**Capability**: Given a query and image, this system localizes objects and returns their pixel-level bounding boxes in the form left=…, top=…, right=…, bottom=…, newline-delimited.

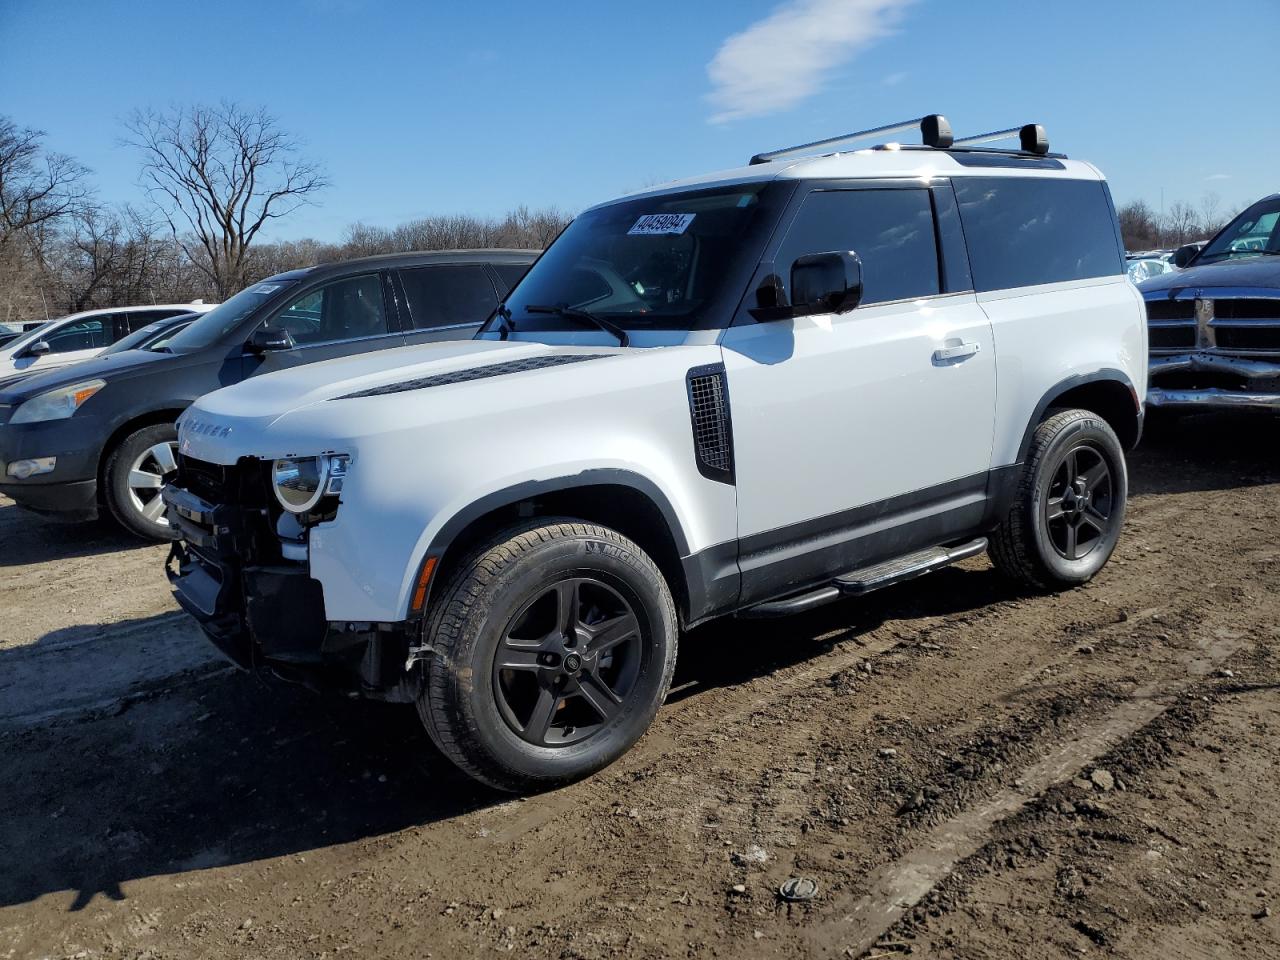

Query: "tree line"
left=1116, top=194, right=1233, bottom=253
left=0, top=105, right=569, bottom=323
left=0, top=103, right=1249, bottom=323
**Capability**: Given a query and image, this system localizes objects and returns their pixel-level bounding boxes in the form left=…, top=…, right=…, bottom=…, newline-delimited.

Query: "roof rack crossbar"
left=953, top=123, right=1050, bottom=156
left=749, top=114, right=953, bottom=166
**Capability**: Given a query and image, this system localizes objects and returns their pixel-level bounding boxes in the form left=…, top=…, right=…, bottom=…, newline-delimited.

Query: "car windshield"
left=494, top=181, right=790, bottom=333
left=165, top=279, right=300, bottom=352
left=1198, top=198, right=1280, bottom=262
left=102, top=317, right=193, bottom=355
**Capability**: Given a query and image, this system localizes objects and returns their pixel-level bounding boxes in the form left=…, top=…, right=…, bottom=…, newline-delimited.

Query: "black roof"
left=273, top=248, right=539, bottom=282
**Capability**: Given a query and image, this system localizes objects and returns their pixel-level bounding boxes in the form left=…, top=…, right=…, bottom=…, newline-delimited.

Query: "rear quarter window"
left=953, top=177, right=1123, bottom=292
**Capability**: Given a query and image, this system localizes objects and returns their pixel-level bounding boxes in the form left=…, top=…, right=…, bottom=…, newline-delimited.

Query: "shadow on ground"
left=0, top=499, right=148, bottom=566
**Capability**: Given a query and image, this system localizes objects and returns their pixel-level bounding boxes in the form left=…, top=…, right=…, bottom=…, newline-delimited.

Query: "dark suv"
left=0, top=250, right=535, bottom=539
left=1140, top=193, right=1280, bottom=410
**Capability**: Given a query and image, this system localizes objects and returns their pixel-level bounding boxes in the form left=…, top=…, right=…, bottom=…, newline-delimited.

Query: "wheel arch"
left=1017, top=370, right=1142, bottom=465
left=417, top=470, right=696, bottom=627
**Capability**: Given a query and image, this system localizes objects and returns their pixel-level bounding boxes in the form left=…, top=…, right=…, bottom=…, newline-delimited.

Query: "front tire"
left=104, top=423, right=180, bottom=541
left=418, top=521, right=678, bottom=792
left=990, top=409, right=1127, bottom=590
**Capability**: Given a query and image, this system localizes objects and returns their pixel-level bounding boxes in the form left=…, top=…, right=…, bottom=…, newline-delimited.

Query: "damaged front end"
left=1145, top=289, right=1280, bottom=409
left=162, top=454, right=422, bottom=702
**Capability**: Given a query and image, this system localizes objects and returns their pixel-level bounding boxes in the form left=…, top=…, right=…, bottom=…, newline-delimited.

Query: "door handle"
left=932, top=341, right=980, bottom=363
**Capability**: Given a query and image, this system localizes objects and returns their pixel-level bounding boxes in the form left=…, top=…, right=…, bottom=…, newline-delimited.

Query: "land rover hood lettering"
left=333, top=354, right=610, bottom=399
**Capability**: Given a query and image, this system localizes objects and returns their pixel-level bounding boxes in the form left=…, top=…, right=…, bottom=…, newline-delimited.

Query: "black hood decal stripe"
left=334, top=354, right=610, bottom=399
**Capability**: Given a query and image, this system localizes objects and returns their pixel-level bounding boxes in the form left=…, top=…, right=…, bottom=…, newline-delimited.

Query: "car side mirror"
left=791, top=251, right=863, bottom=316
left=24, top=340, right=51, bottom=358
left=749, top=252, right=864, bottom=322
left=1172, top=243, right=1200, bottom=269
left=246, top=327, right=294, bottom=353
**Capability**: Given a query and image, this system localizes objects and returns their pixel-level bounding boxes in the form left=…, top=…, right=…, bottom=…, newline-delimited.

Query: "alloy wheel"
left=1044, top=443, right=1114, bottom=560
left=126, top=440, right=178, bottom=526
left=492, top=577, right=644, bottom=747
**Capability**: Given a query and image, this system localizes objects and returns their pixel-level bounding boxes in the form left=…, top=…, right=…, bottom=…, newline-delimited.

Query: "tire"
left=989, top=409, right=1127, bottom=590
left=417, top=520, right=678, bottom=792
left=104, top=423, right=180, bottom=541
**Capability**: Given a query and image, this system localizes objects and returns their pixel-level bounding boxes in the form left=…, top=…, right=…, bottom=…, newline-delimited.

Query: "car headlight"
left=10, top=380, right=106, bottom=424
left=271, top=454, right=349, bottom=514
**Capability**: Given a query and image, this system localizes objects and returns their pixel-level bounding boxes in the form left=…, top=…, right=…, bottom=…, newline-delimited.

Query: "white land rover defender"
left=165, top=116, right=1147, bottom=791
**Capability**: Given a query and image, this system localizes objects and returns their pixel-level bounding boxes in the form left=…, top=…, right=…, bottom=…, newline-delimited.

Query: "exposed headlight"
left=10, top=380, right=106, bottom=424
left=271, top=454, right=349, bottom=514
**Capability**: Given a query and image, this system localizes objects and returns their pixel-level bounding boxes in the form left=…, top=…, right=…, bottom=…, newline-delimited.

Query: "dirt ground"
left=2, top=411, right=1279, bottom=960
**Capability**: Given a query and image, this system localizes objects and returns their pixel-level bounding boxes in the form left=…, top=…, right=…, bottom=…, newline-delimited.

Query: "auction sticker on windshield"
left=628, top=213, right=696, bottom=236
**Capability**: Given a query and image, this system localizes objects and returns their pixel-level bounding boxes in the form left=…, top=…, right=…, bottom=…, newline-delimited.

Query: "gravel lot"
left=2, top=412, right=1280, bottom=959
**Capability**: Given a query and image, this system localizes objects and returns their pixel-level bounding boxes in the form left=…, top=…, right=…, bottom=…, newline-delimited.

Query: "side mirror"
left=749, top=252, right=864, bottom=322
left=247, top=327, right=294, bottom=354
left=24, top=340, right=51, bottom=358
left=1172, top=243, right=1200, bottom=269
left=791, top=251, right=863, bottom=316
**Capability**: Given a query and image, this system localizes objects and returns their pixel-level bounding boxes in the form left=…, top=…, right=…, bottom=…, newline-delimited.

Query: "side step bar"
left=739, top=537, right=988, bottom=620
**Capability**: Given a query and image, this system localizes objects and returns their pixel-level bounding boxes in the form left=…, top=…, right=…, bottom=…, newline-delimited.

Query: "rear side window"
left=491, top=262, right=531, bottom=294
left=775, top=189, right=940, bottom=306
left=399, top=265, right=498, bottom=329
left=953, top=177, right=1123, bottom=291
left=43, top=317, right=113, bottom=353
left=264, top=274, right=389, bottom=345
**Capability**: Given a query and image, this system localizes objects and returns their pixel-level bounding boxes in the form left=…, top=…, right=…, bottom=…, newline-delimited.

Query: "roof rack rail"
left=749, top=114, right=953, bottom=166
left=952, top=123, right=1050, bottom=156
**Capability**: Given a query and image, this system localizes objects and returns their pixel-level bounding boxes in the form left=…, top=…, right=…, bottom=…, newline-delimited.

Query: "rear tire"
left=417, top=520, right=678, bottom=792
left=104, top=423, right=179, bottom=541
left=990, top=409, right=1127, bottom=590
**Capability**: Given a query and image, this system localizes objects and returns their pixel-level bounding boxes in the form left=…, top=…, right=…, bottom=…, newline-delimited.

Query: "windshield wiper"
left=523, top=304, right=629, bottom=347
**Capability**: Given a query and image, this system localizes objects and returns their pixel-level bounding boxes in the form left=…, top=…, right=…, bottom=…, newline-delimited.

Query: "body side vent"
left=686, top=363, right=735, bottom=484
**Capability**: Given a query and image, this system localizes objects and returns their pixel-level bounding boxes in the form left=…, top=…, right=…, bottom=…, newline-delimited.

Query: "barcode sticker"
left=628, top=213, right=695, bottom=236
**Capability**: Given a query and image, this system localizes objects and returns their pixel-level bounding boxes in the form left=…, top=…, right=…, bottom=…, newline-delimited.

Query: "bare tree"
left=0, top=116, right=92, bottom=251
left=124, top=102, right=328, bottom=298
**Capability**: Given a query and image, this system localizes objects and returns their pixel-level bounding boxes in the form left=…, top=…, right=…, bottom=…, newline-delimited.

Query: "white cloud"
left=882, top=70, right=908, bottom=86
left=1205, top=173, right=1232, bottom=181
left=705, top=0, right=915, bottom=124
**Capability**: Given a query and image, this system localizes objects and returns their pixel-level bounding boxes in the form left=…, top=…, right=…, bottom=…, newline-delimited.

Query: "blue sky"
left=3, top=0, right=1276, bottom=240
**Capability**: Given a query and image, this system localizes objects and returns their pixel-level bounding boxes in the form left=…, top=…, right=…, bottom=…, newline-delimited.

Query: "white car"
left=0, top=303, right=215, bottom=378
left=165, top=116, right=1147, bottom=791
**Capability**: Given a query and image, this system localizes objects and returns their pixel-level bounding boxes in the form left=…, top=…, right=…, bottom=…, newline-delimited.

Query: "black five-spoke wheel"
left=417, top=521, right=678, bottom=792
left=1044, top=444, right=1114, bottom=560
left=494, top=578, right=642, bottom=746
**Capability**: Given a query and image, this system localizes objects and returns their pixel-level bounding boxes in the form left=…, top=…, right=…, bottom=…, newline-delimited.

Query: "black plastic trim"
left=685, top=363, right=736, bottom=484
left=1016, top=368, right=1141, bottom=463
left=735, top=472, right=990, bottom=608
left=335, top=354, right=609, bottom=399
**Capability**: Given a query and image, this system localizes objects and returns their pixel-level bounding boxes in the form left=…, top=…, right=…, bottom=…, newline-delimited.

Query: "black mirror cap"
left=791, top=251, right=863, bottom=316
left=1173, top=243, right=1201, bottom=269
left=247, top=328, right=294, bottom=353
left=24, top=340, right=51, bottom=357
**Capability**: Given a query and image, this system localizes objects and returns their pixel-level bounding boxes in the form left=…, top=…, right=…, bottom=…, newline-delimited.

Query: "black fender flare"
left=1015, top=368, right=1141, bottom=465
left=411, top=468, right=694, bottom=617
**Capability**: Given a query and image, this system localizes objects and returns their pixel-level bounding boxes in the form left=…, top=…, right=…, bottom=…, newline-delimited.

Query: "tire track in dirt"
left=798, top=627, right=1246, bottom=958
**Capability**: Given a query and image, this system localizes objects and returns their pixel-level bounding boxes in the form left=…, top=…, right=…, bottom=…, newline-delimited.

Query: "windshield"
left=493, top=181, right=791, bottom=333
left=1198, top=197, right=1280, bottom=263
left=102, top=316, right=193, bottom=355
left=165, top=279, right=299, bottom=352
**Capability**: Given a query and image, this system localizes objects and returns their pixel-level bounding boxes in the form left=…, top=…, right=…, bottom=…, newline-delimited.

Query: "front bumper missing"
left=1148, top=352, right=1280, bottom=410
left=162, top=482, right=420, bottom=699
